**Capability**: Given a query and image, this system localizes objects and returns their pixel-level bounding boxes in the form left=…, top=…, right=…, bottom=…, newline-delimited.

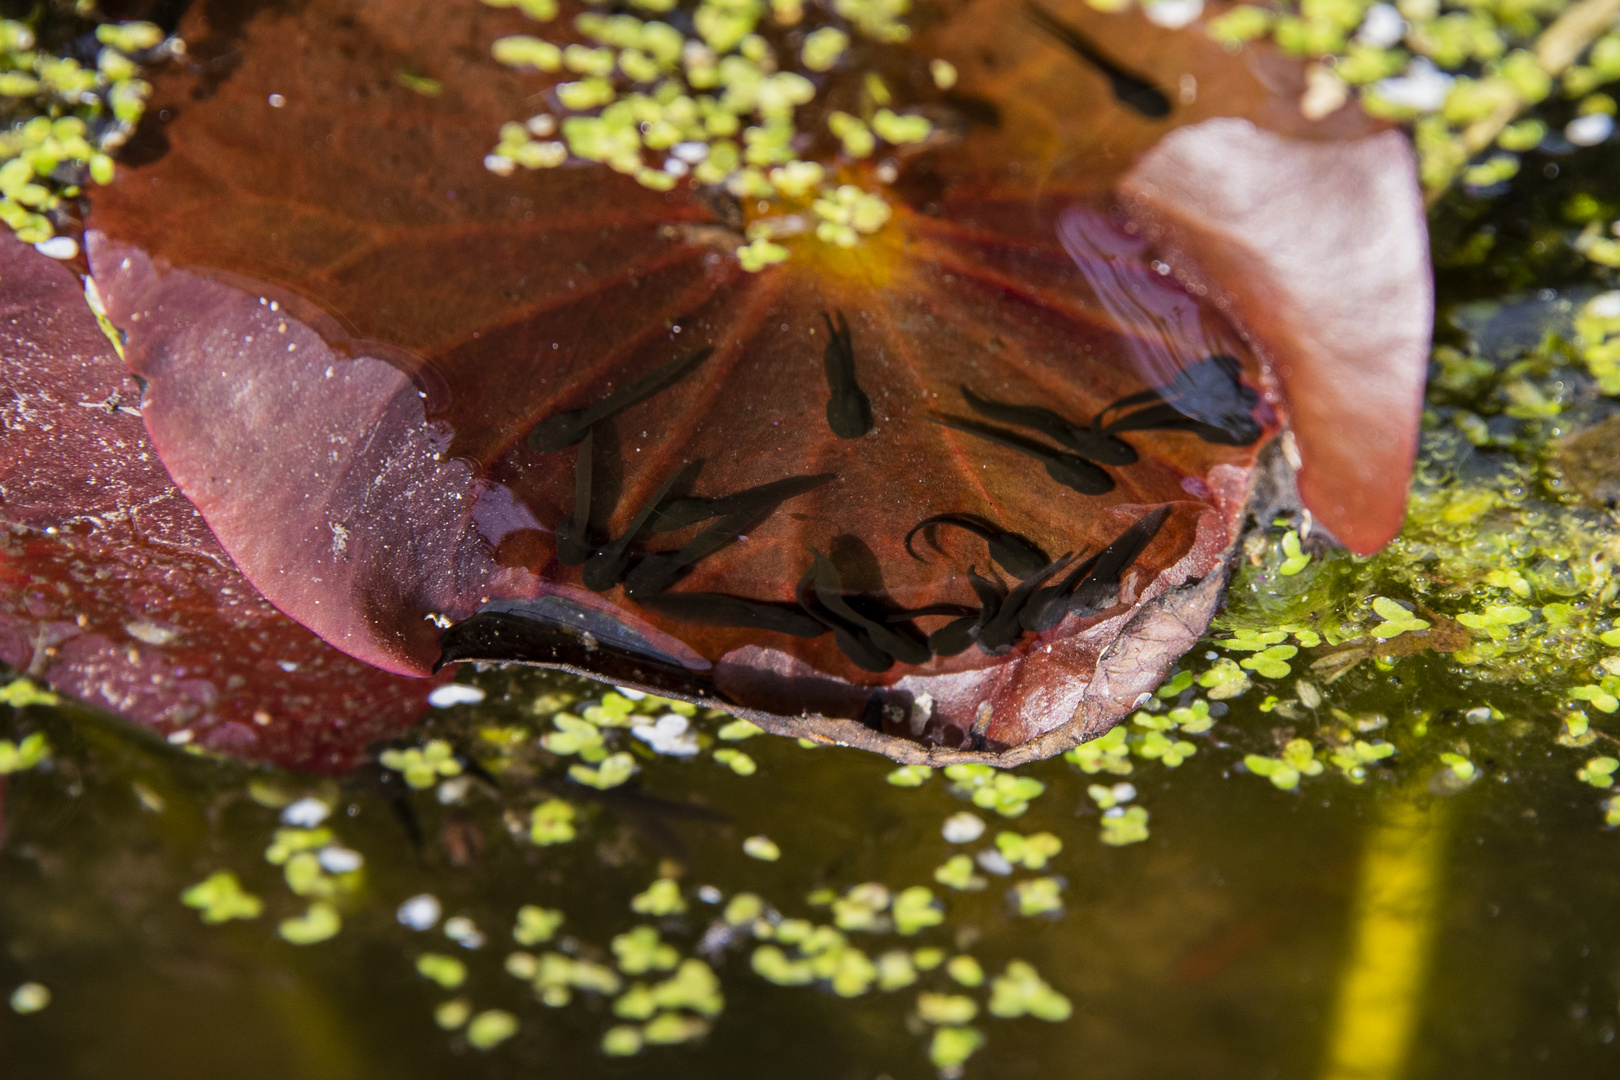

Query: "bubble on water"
left=397, top=893, right=442, bottom=931
left=282, top=797, right=330, bottom=827
left=941, top=812, right=985, bottom=844
left=428, top=683, right=486, bottom=708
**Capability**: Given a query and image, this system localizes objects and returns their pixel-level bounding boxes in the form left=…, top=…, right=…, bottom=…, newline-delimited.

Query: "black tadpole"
left=582, top=470, right=688, bottom=592
left=822, top=310, right=873, bottom=439
left=635, top=592, right=827, bottom=638
left=1095, top=356, right=1262, bottom=447
left=975, top=554, right=1075, bottom=655
left=905, top=512, right=1051, bottom=580
left=1025, top=2, right=1172, bottom=119
left=1069, top=505, right=1173, bottom=617
left=927, top=568, right=1006, bottom=656
left=960, top=387, right=1138, bottom=465
left=933, top=413, right=1115, bottom=495
left=528, top=346, right=713, bottom=454
left=649, top=473, right=835, bottom=535
left=555, top=427, right=596, bottom=566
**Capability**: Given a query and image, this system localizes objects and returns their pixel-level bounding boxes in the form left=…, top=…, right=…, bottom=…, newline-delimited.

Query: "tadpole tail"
left=1024, top=2, right=1172, bottom=119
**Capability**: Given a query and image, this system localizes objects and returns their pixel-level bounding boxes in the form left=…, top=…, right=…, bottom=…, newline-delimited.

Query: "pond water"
left=4, top=650, right=1620, bottom=1079
left=7, top=0, right=1620, bottom=1077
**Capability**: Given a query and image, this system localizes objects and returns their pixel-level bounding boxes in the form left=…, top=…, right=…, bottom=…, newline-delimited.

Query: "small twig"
left=1424, top=0, right=1620, bottom=203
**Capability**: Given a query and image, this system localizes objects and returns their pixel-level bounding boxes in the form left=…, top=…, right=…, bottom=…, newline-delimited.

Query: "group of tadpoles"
left=516, top=312, right=1258, bottom=675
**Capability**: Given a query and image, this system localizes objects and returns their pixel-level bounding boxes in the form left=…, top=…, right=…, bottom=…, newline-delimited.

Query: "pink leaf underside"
left=77, top=0, right=1431, bottom=763
left=0, top=231, right=440, bottom=771
left=1120, top=119, right=1432, bottom=554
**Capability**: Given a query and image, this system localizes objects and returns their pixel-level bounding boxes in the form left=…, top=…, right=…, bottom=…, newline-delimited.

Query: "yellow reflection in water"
left=1320, top=786, right=1450, bottom=1080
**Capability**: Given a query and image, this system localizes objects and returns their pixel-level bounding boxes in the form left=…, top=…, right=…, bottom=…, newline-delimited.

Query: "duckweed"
left=0, top=678, right=57, bottom=708
left=465, top=1009, right=520, bottom=1050
left=433, top=998, right=471, bottom=1029
left=987, top=960, right=1072, bottom=1022
left=513, top=904, right=565, bottom=945
left=1576, top=756, right=1618, bottom=787
left=613, top=925, right=680, bottom=974
left=1011, top=877, right=1064, bottom=917
left=875, top=949, right=917, bottom=990
left=1245, top=739, right=1326, bottom=791
left=712, top=747, right=757, bottom=775
left=1099, top=806, right=1150, bottom=847
left=0, top=731, right=49, bottom=773
left=917, top=992, right=978, bottom=1025
left=994, top=831, right=1062, bottom=871
left=945, top=954, right=984, bottom=987
left=716, top=718, right=764, bottom=740
left=527, top=798, right=576, bottom=845
left=933, top=854, right=988, bottom=892
left=631, top=877, right=688, bottom=915
left=569, top=751, right=638, bottom=789
left=478, top=0, right=949, bottom=269
left=742, top=834, right=781, bottom=860
left=278, top=902, right=341, bottom=945
left=891, top=886, right=943, bottom=934
left=832, top=882, right=890, bottom=931
left=415, top=953, right=468, bottom=990
left=0, top=17, right=162, bottom=245
left=379, top=741, right=463, bottom=789
left=928, top=1025, right=986, bottom=1070
left=9, top=982, right=49, bottom=1014
left=886, top=764, right=933, bottom=786
left=944, top=764, right=1045, bottom=817
left=180, top=871, right=263, bottom=924
left=1065, top=726, right=1134, bottom=775
left=601, top=1024, right=645, bottom=1055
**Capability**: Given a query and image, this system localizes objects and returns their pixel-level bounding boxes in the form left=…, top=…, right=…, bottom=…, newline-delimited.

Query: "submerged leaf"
left=73, top=0, right=1427, bottom=762
left=0, top=232, right=438, bottom=770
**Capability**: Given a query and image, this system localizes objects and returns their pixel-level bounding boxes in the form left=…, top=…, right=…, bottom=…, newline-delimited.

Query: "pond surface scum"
left=4, top=0, right=1620, bottom=1076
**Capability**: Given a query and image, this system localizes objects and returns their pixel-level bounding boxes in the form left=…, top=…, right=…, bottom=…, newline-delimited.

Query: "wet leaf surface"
left=75, top=0, right=1428, bottom=761
left=0, top=231, right=438, bottom=770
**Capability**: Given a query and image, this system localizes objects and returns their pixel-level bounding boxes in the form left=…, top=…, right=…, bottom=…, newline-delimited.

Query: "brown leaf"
left=77, top=0, right=1427, bottom=761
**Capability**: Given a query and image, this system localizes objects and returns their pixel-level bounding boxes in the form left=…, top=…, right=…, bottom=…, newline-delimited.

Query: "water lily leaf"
left=78, top=0, right=1426, bottom=763
left=0, top=231, right=438, bottom=770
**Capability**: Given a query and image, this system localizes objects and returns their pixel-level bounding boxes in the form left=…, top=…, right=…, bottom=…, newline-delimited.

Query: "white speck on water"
left=975, top=849, right=1014, bottom=875
left=268, top=93, right=286, bottom=107
left=276, top=660, right=300, bottom=673
left=1142, top=0, right=1202, bottom=28
left=614, top=686, right=647, bottom=700
left=1566, top=113, right=1614, bottom=147
left=697, top=885, right=723, bottom=904
left=1372, top=59, right=1453, bottom=112
left=34, top=236, right=77, bottom=260
left=282, top=797, right=331, bottom=827
left=1357, top=4, right=1405, bottom=47
left=124, top=620, right=179, bottom=646
left=1590, top=292, right=1620, bottom=319
left=633, top=713, right=700, bottom=757
left=166, top=729, right=193, bottom=745
left=444, top=916, right=485, bottom=949
left=942, top=811, right=985, bottom=844
left=397, top=894, right=442, bottom=931
left=671, top=141, right=708, bottom=163
left=317, top=846, right=364, bottom=874
left=429, top=683, right=486, bottom=708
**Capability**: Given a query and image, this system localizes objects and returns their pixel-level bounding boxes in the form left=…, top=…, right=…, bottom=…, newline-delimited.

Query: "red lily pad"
left=0, top=230, right=440, bottom=771
left=77, top=0, right=1428, bottom=763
